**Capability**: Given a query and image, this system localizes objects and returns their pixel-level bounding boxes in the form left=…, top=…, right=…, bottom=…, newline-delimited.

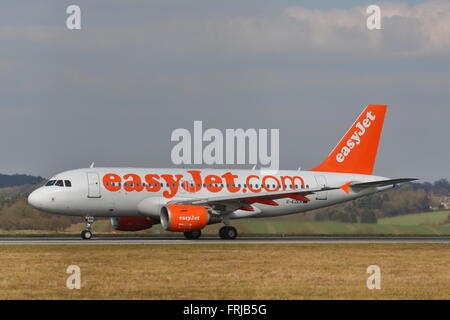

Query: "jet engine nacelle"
left=160, top=204, right=213, bottom=232
left=111, top=217, right=155, bottom=231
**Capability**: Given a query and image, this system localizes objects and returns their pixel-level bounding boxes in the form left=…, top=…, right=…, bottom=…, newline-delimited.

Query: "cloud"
left=2, top=1, right=450, bottom=57
left=222, top=1, right=450, bottom=56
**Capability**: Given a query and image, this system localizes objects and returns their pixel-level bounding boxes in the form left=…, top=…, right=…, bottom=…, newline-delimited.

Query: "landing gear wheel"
left=219, top=226, right=237, bottom=240
left=81, top=216, right=94, bottom=240
left=184, top=230, right=202, bottom=240
left=81, top=230, right=92, bottom=240
left=219, top=227, right=226, bottom=239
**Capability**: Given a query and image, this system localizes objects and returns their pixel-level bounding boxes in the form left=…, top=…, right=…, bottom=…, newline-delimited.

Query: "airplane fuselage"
left=28, top=167, right=390, bottom=219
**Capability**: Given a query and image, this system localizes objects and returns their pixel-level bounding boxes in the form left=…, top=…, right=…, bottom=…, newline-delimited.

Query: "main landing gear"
left=184, top=230, right=202, bottom=240
left=183, top=227, right=237, bottom=240
left=219, top=226, right=238, bottom=240
left=81, top=216, right=94, bottom=240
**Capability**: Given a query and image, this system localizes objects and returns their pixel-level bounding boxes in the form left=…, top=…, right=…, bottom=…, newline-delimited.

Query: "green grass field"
left=226, top=218, right=450, bottom=235
left=379, top=210, right=450, bottom=226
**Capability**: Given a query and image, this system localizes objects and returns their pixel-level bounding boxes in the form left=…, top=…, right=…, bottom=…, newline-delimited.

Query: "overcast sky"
left=0, top=0, right=449, bottom=181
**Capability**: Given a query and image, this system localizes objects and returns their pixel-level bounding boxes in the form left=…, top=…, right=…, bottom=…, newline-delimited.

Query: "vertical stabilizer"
left=309, top=105, right=387, bottom=175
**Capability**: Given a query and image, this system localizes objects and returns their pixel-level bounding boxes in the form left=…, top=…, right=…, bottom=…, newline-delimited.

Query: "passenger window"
left=64, top=180, right=72, bottom=187
left=55, top=180, right=64, bottom=187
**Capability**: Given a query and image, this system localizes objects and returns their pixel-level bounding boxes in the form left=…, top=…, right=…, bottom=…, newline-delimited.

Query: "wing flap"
left=170, top=186, right=338, bottom=206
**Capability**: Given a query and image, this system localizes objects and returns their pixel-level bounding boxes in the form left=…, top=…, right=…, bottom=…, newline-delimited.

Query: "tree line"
left=0, top=174, right=44, bottom=189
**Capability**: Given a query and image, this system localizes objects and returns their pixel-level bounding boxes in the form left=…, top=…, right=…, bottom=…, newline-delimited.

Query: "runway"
left=0, top=236, right=450, bottom=245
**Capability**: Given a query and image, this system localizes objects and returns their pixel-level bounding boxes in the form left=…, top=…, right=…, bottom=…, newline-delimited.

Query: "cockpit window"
left=45, top=179, right=72, bottom=187
left=45, top=180, right=56, bottom=186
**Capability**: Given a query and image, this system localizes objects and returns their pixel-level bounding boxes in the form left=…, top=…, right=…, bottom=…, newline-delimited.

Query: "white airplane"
left=28, top=105, right=416, bottom=240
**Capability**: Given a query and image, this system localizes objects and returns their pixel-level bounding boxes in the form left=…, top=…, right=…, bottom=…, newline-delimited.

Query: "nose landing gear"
left=80, top=216, right=94, bottom=240
left=81, top=230, right=92, bottom=240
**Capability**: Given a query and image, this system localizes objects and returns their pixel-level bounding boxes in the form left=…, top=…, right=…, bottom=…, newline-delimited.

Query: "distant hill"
left=0, top=182, right=78, bottom=231
left=0, top=174, right=45, bottom=189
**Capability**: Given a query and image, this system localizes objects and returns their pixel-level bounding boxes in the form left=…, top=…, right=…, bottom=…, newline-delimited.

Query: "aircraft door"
left=87, top=173, right=101, bottom=198
left=315, top=175, right=328, bottom=200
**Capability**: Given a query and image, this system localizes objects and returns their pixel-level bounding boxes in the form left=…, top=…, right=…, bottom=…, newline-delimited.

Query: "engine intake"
left=160, top=204, right=210, bottom=232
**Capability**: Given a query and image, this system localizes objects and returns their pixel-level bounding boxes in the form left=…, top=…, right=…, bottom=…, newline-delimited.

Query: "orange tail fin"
left=309, top=105, right=387, bottom=175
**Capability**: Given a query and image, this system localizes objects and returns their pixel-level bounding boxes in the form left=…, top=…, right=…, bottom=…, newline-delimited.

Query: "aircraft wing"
left=169, top=186, right=338, bottom=207
left=168, top=178, right=417, bottom=212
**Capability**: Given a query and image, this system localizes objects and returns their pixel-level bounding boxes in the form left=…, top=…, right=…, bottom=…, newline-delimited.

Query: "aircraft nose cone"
left=28, top=190, right=42, bottom=209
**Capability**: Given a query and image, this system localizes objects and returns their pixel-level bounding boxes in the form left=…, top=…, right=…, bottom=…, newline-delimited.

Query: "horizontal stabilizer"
left=351, top=178, right=418, bottom=189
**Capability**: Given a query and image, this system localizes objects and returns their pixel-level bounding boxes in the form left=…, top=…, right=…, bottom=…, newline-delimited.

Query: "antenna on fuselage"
left=90, top=162, right=95, bottom=168
left=252, top=165, right=257, bottom=170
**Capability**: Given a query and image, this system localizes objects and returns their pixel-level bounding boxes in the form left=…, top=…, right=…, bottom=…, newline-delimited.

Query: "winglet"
left=340, top=181, right=353, bottom=194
